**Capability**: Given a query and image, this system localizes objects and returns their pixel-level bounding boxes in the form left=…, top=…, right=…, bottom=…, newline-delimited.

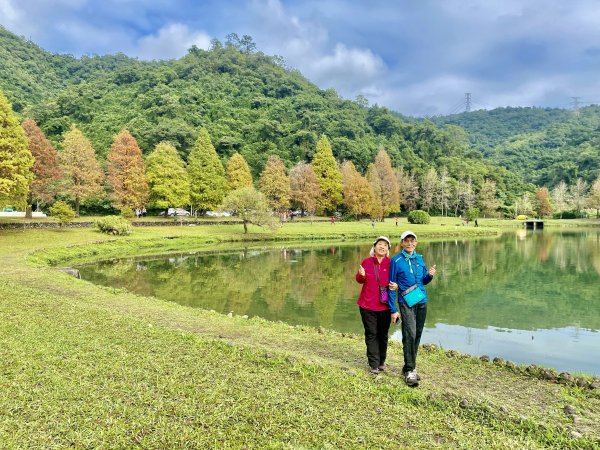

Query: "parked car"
left=205, top=211, right=231, bottom=217
left=159, top=208, right=191, bottom=217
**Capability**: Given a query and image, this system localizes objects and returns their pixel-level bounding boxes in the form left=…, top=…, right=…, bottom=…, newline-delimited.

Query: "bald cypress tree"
left=187, top=128, right=228, bottom=214
left=22, top=119, right=61, bottom=217
left=146, top=142, right=190, bottom=214
left=341, top=160, right=375, bottom=218
left=368, top=148, right=399, bottom=220
left=227, top=152, right=253, bottom=190
left=289, top=162, right=320, bottom=215
left=107, top=129, right=149, bottom=212
left=259, top=155, right=290, bottom=213
left=59, top=125, right=104, bottom=215
left=311, top=135, right=342, bottom=214
left=0, top=90, right=33, bottom=209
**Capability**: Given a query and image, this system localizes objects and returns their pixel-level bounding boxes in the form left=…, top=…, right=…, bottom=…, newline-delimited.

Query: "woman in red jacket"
left=355, top=236, right=395, bottom=374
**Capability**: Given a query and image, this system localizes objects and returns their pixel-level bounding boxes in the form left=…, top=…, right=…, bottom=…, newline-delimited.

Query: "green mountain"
left=432, top=106, right=600, bottom=187
left=0, top=26, right=549, bottom=204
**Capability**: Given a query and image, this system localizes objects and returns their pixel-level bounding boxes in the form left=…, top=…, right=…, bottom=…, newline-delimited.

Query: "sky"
left=2, top=0, right=600, bottom=117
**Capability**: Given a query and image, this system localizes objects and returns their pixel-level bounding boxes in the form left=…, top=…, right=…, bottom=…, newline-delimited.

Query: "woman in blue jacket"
left=388, top=230, right=436, bottom=386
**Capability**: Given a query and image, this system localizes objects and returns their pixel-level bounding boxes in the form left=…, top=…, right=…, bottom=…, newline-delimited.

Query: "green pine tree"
left=311, top=135, right=342, bottom=214
left=146, top=142, right=190, bottom=212
left=0, top=90, right=34, bottom=209
left=187, top=128, right=228, bottom=214
left=227, top=152, right=253, bottom=190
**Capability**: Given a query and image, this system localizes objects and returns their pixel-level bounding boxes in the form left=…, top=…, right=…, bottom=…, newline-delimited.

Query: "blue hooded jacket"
left=388, top=249, right=433, bottom=313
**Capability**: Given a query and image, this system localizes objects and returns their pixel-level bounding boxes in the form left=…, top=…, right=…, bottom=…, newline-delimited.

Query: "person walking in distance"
left=388, top=231, right=436, bottom=386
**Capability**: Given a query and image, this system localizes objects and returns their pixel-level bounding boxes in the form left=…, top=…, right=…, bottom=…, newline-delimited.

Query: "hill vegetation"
left=432, top=106, right=600, bottom=189
left=1, top=26, right=600, bottom=218
left=1, top=28, right=525, bottom=198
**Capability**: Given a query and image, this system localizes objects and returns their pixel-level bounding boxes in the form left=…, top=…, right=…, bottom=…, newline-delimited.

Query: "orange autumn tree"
left=59, top=125, right=104, bottom=215
left=341, top=160, right=376, bottom=218
left=535, top=186, right=553, bottom=218
left=107, top=129, right=149, bottom=213
left=259, top=155, right=290, bottom=213
left=289, top=162, right=320, bottom=215
left=22, top=119, right=62, bottom=218
left=367, top=148, right=399, bottom=220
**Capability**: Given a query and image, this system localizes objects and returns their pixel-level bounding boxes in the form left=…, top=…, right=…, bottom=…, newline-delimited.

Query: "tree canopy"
left=0, top=89, right=33, bottom=209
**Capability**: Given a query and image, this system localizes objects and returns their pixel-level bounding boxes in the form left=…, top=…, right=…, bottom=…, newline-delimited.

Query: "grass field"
left=1, top=220, right=599, bottom=448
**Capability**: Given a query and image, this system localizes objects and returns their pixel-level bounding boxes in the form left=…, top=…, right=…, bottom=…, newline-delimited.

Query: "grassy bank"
left=1, top=222, right=599, bottom=449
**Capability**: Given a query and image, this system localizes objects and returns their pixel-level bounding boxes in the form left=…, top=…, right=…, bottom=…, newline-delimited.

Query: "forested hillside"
left=0, top=27, right=526, bottom=202
left=431, top=106, right=600, bottom=189
left=430, top=107, right=572, bottom=153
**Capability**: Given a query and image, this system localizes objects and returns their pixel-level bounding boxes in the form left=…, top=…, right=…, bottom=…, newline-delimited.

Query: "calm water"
left=79, top=229, right=600, bottom=375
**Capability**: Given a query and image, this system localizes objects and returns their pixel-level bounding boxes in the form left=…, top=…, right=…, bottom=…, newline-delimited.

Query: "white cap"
left=370, top=236, right=391, bottom=257
left=372, top=236, right=391, bottom=247
left=400, top=230, right=417, bottom=240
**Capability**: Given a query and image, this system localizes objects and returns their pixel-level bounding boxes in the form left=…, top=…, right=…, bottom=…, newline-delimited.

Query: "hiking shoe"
left=405, top=370, right=419, bottom=386
left=369, top=367, right=381, bottom=375
left=402, top=370, right=421, bottom=381
left=378, top=364, right=387, bottom=371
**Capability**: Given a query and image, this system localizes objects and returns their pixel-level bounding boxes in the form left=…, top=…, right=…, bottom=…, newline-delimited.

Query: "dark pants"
left=359, top=307, right=391, bottom=369
left=399, top=302, right=427, bottom=373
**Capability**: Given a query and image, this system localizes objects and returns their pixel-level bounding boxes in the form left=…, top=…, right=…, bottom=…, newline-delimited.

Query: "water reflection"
left=80, top=229, right=600, bottom=375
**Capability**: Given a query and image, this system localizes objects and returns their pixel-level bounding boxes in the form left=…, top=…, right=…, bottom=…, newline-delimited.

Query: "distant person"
left=474, top=219, right=479, bottom=227
left=371, top=219, right=375, bottom=228
left=388, top=230, right=437, bottom=386
left=395, top=217, right=398, bottom=226
left=355, top=236, right=398, bottom=374
left=331, top=215, right=335, bottom=225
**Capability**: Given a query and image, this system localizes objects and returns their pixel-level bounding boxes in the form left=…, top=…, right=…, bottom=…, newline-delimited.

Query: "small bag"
left=373, top=260, right=388, bottom=304
left=379, top=287, right=389, bottom=304
left=401, top=284, right=426, bottom=307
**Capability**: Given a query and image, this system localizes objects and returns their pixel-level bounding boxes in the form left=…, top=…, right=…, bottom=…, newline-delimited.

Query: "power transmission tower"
left=465, top=93, right=472, bottom=112
left=571, top=97, right=580, bottom=115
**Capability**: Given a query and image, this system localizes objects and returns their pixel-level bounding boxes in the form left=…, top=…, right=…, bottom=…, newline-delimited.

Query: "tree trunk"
left=75, top=196, right=80, bottom=216
left=25, top=191, right=33, bottom=219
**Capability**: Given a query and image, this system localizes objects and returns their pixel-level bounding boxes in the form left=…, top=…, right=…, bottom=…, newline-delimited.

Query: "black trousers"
left=359, top=307, right=391, bottom=369
left=399, top=302, right=427, bottom=373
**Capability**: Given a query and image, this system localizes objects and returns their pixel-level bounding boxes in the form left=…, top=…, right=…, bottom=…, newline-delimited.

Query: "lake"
left=79, top=229, right=600, bottom=376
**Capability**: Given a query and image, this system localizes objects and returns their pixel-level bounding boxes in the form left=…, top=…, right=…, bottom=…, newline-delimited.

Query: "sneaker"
left=402, top=370, right=421, bottom=381
left=378, top=364, right=387, bottom=371
left=369, top=367, right=381, bottom=375
left=405, top=370, right=419, bottom=386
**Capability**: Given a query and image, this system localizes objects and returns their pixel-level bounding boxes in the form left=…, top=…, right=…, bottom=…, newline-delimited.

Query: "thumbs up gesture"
left=358, top=265, right=366, bottom=277
left=429, top=264, right=437, bottom=276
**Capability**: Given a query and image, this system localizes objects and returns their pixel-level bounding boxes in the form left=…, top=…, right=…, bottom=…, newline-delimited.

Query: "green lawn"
left=1, top=222, right=599, bottom=448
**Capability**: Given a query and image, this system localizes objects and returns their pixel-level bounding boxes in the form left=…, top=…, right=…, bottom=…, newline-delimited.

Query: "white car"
left=160, top=208, right=190, bottom=217
left=206, top=211, right=231, bottom=217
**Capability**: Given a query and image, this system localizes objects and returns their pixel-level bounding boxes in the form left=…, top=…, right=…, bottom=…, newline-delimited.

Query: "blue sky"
left=2, top=0, right=600, bottom=116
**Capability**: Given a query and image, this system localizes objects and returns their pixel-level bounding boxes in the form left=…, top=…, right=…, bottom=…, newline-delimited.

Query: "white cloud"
left=247, top=0, right=387, bottom=97
left=0, top=0, right=20, bottom=22
left=308, top=44, right=386, bottom=94
left=134, top=23, right=211, bottom=60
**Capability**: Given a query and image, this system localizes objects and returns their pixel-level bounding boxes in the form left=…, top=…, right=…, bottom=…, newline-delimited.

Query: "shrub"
left=120, top=207, right=135, bottom=219
left=466, top=208, right=480, bottom=221
left=49, top=201, right=76, bottom=227
left=407, top=210, right=430, bottom=224
left=553, top=210, right=588, bottom=219
left=95, top=215, right=132, bottom=235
